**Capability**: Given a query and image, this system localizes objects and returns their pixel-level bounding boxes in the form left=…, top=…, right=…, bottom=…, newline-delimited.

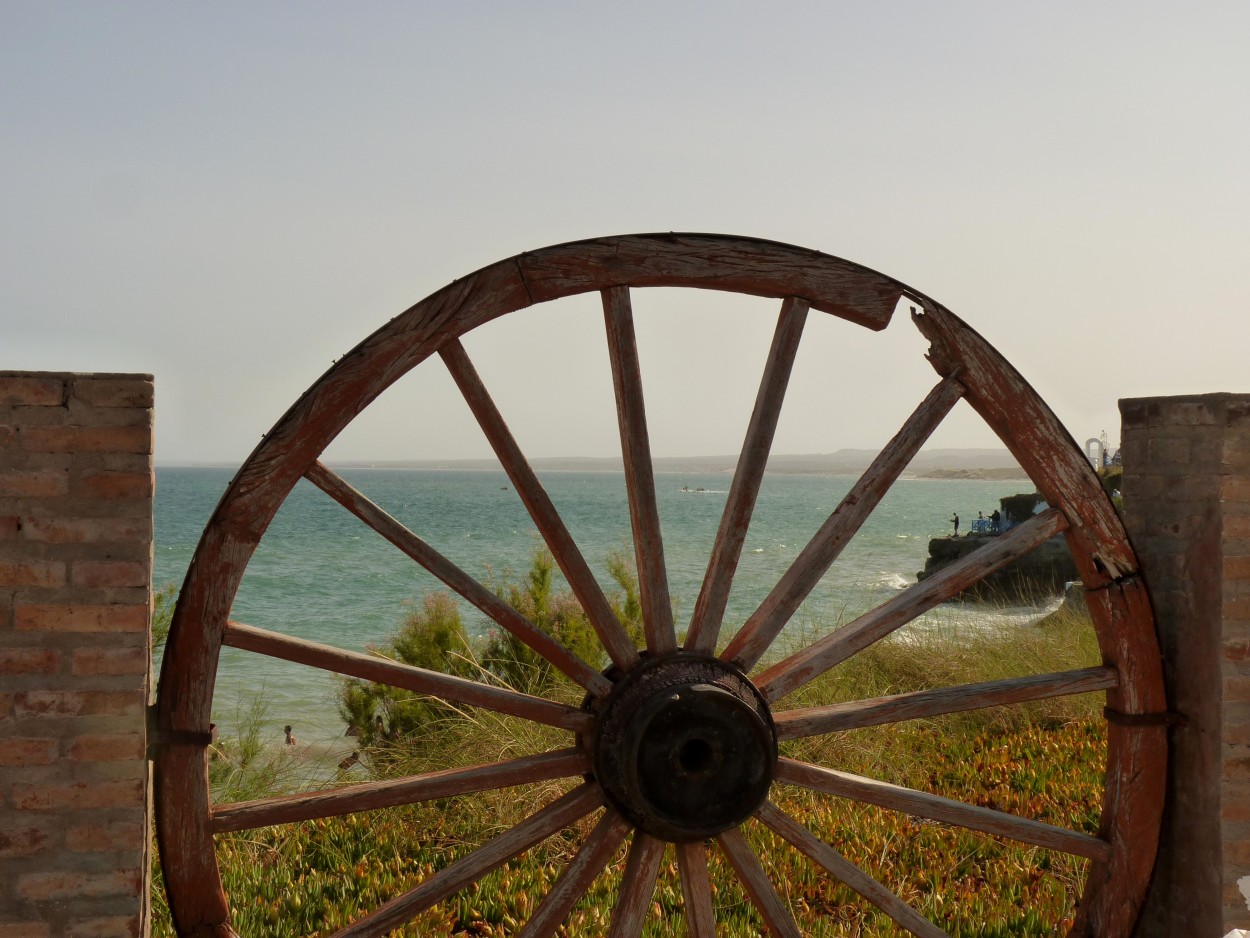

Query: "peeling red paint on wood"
left=686, top=298, right=809, bottom=654
left=155, top=234, right=1165, bottom=937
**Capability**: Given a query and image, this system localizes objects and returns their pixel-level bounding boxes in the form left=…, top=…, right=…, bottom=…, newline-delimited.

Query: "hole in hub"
left=678, top=737, right=714, bottom=774
left=590, top=653, right=777, bottom=841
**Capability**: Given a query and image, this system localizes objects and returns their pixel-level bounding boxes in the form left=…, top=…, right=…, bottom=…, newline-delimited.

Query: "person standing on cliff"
left=950, top=512, right=959, bottom=536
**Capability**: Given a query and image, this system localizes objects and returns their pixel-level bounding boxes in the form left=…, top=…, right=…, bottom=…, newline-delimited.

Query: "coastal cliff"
left=916, top=532, right=1078, bottom=601
left=916, top=491, right=1079, bottom=601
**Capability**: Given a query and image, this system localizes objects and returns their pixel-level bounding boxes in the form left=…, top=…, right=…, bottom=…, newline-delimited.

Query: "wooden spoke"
left=517, top=810, right=632, bottom=938
left=722, top=375, right=965, bottom=670
left=773, top=666, right=1119, bottom=740
left=223, top=620, right=592, bottom=734
left=156, top=236, right=1166, bottom=938
left=603, top=286, right=675, bottom=654
left=757, top=801, right=950, bottom=938
left=607, top=834, right=666, bottom=938
left=211, top=748, right=588, bottom=833
left=440, top=339, right=640, bottom=672
left=756, top=508, right=1068, bottom=702
left=329, top=783, right=603, bottom=938
left=776, top=757, right=1111, bottom=861
left=685, top=298, right=809, bottom=653
left=676, top=841, right=717, bottom=938
left=304, top=461, right=611, bottom=696
left=716, top=826, right=802, bottom=938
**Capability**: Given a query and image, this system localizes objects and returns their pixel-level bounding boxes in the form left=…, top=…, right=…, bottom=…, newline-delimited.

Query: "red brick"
left=0, top=691, right=13, bottom=721
left=1228, top=516, right=1250, bottom=539
left=1227, top=435, right=1250, bottom=466
left=0, top=468, right=69, bottom=497
left=19, top=425, right=150, bottom=455
left=66, top=917, right=141, bottom=938
left=11, top=451, right=72, bottom=471
left=0, top=516, right=19, bottom=539
left=1148, top=436, right=1193, bottom=466
left=14, top=690, right=142, bottom=719
left=1227, top=675, right=1250, bottom=702
left=11, top=778, right=144, bottom=811
left=1190, top=433, right=1228, bottom=468
left=6, top=403, right=71, bottom=428
left=71, top=646, right=148, bottom=676
left=1229, top=400, right=1250, bottom=426
left=0, top=647, right=61, bottom=675
left=1225, top=839, right=1250, bottom=867
left=66, top=821, right=141, bottom=852
left=15, top=603, right=147, bottom=633
left=1169, top=400, right=1221, bottom=426
left=0, top=923, right=51, bottom=938
left=97, top=453, right=150, bottom=474
left=65, top=395, right=150, bottom=426
left=1220, top=820, right=1250, bottom=849
left=72, top=377, right=153, bottom=409
left=71, top=561, right=148, bottom=590
left=18, top=516, right=150, bottom=545
left=0, top=559, right=66, bottom=588
left=1227, top=723, right=1250, bottom=746
left=1223, top=889, right=1250, bottom=926
left=0, top=824, right=52, bottom=858
left=0, top=737, right=59, bottom=766
left=1223, top=795, right=1250, bottom=823
left=1223, top=476, right=1250, bottom=504
left=68, top=733, right=144, bottom=762
left=1163, top=476, right=1215, bottom=504
left=0, top=376, right=64, bottom=406
left=75, top=470, right=152, bottom=500
left=16, top=868, right=142, bottom=900
left=13, top=690, right=85, bottom=718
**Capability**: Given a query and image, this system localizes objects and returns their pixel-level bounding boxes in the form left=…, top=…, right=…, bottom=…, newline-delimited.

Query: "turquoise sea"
left=154, top=467, right=1051, bottom=749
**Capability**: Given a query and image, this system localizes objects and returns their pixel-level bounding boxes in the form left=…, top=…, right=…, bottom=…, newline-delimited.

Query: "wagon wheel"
left=155, top=233, right=1166, bottom=937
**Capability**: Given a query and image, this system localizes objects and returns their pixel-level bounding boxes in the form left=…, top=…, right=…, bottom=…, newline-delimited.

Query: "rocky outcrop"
left=916, top=532, right=1078, bottom=601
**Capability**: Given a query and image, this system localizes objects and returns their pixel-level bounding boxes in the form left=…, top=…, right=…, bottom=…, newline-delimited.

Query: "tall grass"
left=153, top=579, right=1108, bottom=937
left=780, top=602, right=1102, bottom=784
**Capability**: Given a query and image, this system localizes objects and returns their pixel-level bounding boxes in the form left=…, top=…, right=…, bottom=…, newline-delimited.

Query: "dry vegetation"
left=153, top=566, right=1106, bottom=937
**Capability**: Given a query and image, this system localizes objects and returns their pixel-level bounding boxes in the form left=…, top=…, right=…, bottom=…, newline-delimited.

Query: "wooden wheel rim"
left=155, top=233, right=1166, bottom=937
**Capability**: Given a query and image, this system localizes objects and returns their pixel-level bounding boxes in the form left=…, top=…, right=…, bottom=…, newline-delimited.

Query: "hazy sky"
left=3, top=3, right=1246, bottom=465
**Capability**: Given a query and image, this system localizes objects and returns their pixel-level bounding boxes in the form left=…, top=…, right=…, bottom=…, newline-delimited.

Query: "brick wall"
left=1121, top=393, right=1250, bottom=936
left=0, top=373, right=153, bottom=938
left=0, top=371, right=1246, bottom=936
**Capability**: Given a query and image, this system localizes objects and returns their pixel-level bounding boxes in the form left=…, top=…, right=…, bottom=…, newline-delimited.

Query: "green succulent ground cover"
left=153, top=556, right=1106, bottom=937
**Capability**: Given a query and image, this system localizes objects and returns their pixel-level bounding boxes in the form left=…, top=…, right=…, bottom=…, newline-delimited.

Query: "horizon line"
left=153, top=445, right=1024, bottom=470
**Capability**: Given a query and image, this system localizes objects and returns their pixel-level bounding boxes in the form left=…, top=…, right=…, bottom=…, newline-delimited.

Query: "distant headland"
left=318, top=447, right=1029, bottom=479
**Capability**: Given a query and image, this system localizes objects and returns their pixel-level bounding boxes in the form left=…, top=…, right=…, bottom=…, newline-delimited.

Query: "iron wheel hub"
left=590, top=652, right=777, bottom=842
